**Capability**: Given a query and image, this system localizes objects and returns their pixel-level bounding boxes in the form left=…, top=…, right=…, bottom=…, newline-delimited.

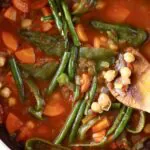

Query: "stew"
left=0, top=0, right=150, bottom=150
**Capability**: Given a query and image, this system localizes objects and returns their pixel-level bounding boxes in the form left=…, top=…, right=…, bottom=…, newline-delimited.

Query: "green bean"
left=73, top=85, right=80, bottom=102
left=106, top=105, right=126, bottom=136
left=127, top=111, right=145, bottom=134
left=69, top=99, right=87, bottom=143
left=68, top=46, right=78, bottom=80
left=46, top=52, right=70, bottom=95
left=9, top=57, right=25, bottom=102
left=41, top=15, right=54, bottom=22
left=71, top=107, right=133, bottom=147
left=61, top=0, right=80, bottom=46
left=111, top=103, right=121, bottom=109
left=54, top=100, right=82, bottom=144
left=48, top=0, right=63, bottom=33
left=84, top=76, right=97, bottom=115
left=78, top=117, right=100, bottom=140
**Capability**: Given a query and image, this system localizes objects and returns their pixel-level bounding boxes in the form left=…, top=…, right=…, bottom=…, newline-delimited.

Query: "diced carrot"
left=92, top=117, right=110, bottom=133
left=2, top=32, right=18, bottom=51
left=15, top=48, right=35, bottom=64
left=12, top=0, right=29, bottom=13
left=41, top=22, right=53, bottom=32
left=4, top=7, right=17, bottom=21
left=31, top=0, right=48, bottom=10
left=107, top=5, right=130, bottom=23
left=92, top=130, right=106, bottom=138
left=44, top=98, right=65, bottom=117
left=41, top=7, right=51, bottom=16
left=6, top=113, right=23, bottom=134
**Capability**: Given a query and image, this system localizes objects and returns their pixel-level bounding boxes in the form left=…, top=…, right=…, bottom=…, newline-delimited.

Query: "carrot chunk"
left=6, top=113, right=23, bottom=134
left=31, top=0, right=48, bottom=10
left=12, top=0, right=29, bottom=13
left=44, top=98, right=65, bottom=117
left=15, top=48, right=35, bottom=64
left=4, top=7, right=17, bottom=21
left=2, top=32, right=18, bottom=51
left=92, top=117, right=110, bottom=133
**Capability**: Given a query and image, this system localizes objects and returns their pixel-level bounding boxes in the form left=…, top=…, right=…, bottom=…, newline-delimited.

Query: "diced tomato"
left=12, top=0, right=29, bottom=13
left=2, top=32, right=18, bottom=51
left=4, top=7, right=17, bottom=21
left=31, top=0, right=48, bottom=10
left=6, top=113, right=23, bottom=134
left=15, top=48, right=35, bottom=64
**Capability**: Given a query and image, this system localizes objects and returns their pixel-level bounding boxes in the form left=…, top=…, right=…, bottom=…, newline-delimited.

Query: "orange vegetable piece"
left=92, top=117, right=110, bottom=133
left=92, top=130, right=106, bottom=143
left=15, top=48, right=35, bottom=64
left=12, top=0, right=29, bottom=13
left=4, top=7, right=17, bottom=21
left=2, top=32, right=18, bottom=51
left=6, top=113, right=23, bottom=134
left=44, top=97, right=65, bottom=117
left=31, top=0, right=48, bottom=10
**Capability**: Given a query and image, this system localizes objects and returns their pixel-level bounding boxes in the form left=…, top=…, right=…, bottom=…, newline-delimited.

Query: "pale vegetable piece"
left=122, top=77, right=131, bottom=85
left=93, top=37, right=101, bottom=48
left=4, top=7, right=17, bottom=21
left=91, top=102, right=102, bottom=113
left=98, top=93, right=111, bottom=111
left=76, top=24, right=88, bottom=42
left=124, top=52, right=135, bottom=63
left=0, top=56, right=6, bottom=67
left=114, top=82, right=123, bottom=89
left=2, top=32, right=18, bottom=51
left=0, top=87, right=11, bottom=98
left=41, top=22, right=53, bottom=32
left=8, top=97, right=16, bottom=107
left=108, top=49, right=150, bottom=113
left=21, top=19, right=32, bottom=29
left=120, top=67, right=131, bottom=78
left=103, top=70, right=116, bottom=82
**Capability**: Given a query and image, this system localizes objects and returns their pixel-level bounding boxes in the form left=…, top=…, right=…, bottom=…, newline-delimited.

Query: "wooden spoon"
left=108, top=49, right=150, bottom=113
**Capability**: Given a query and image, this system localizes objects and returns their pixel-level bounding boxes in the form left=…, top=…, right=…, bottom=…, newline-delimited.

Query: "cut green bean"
left=111, top=103, right=121, bottom=109
left=127, top=111, right=145, bottom=134
left=9, top=57, right=25, bottom=102
left=41, top=15, right=54, bottom=22
left=84, top=76, right=97, bottom=115
left=68, top=46, right=78, bottom=80
left=107, top=105, right=126, bottom=136
left=61, top=0, right=80, bottom=46
left=54, top=100, right=82, bottom=144
left=46, top=52, right=70, bottom=95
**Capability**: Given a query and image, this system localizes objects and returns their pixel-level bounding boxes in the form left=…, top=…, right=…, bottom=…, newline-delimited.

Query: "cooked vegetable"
left=127, top=111, right=145, bottom=134
left=25, top=138, right=70, bottom=150
left=9, top=57, right=25, bottom=102
left=20, top=62, right=58, bottom=80
left=84, top=76, right=97, bottom=115
left=54, top=100, right=82, bottom=144
left=69, top=99, right=87, bottom=143
left=91, top=20, right=147, bottom=46
left=61, top=0, right=80, bottom=46
left=73, top=85, right=80, bottom=102
left=68, top=46, right=78, bottom=80
left=48, top=0, right=63, bottom=34
left=107, top=106, right=126, bottom=136
left=57, top=73, right=69, bottom=86
left=41, top=15, right=54, bottom=22
left=20, top=30, right=66, bottom=57
left=26, top=79, right=45, bottom=120
left=46, top=52, right=70, bottom=95
left=79, top=117, right=100, bottom=140
left=111, top=103, right=121, bottom=109
left=73, top=0, right=97, bottom=15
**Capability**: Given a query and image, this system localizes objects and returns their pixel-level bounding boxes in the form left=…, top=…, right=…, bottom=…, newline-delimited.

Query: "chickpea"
left=98, top=93, right=111, bottom=111
left=0, top=56, right=6, bottom=67
left=0, top=87, right=11, bottom=98
left=124, top=52, right=135, bottom=63
left=120, top=67, right=131, bottom=78
left=21, top=19, right=32, bottom=29
left=122, top=77, right=131, bottom=85
left=8, top=97, right=16, bottom=107
left=103, top=70, right=116, bottom=82
left=91, top=102, right=102, bottom=113
left=114, top=82, right=123, bottom=89
left=80, top=73, right=91, bottom=93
